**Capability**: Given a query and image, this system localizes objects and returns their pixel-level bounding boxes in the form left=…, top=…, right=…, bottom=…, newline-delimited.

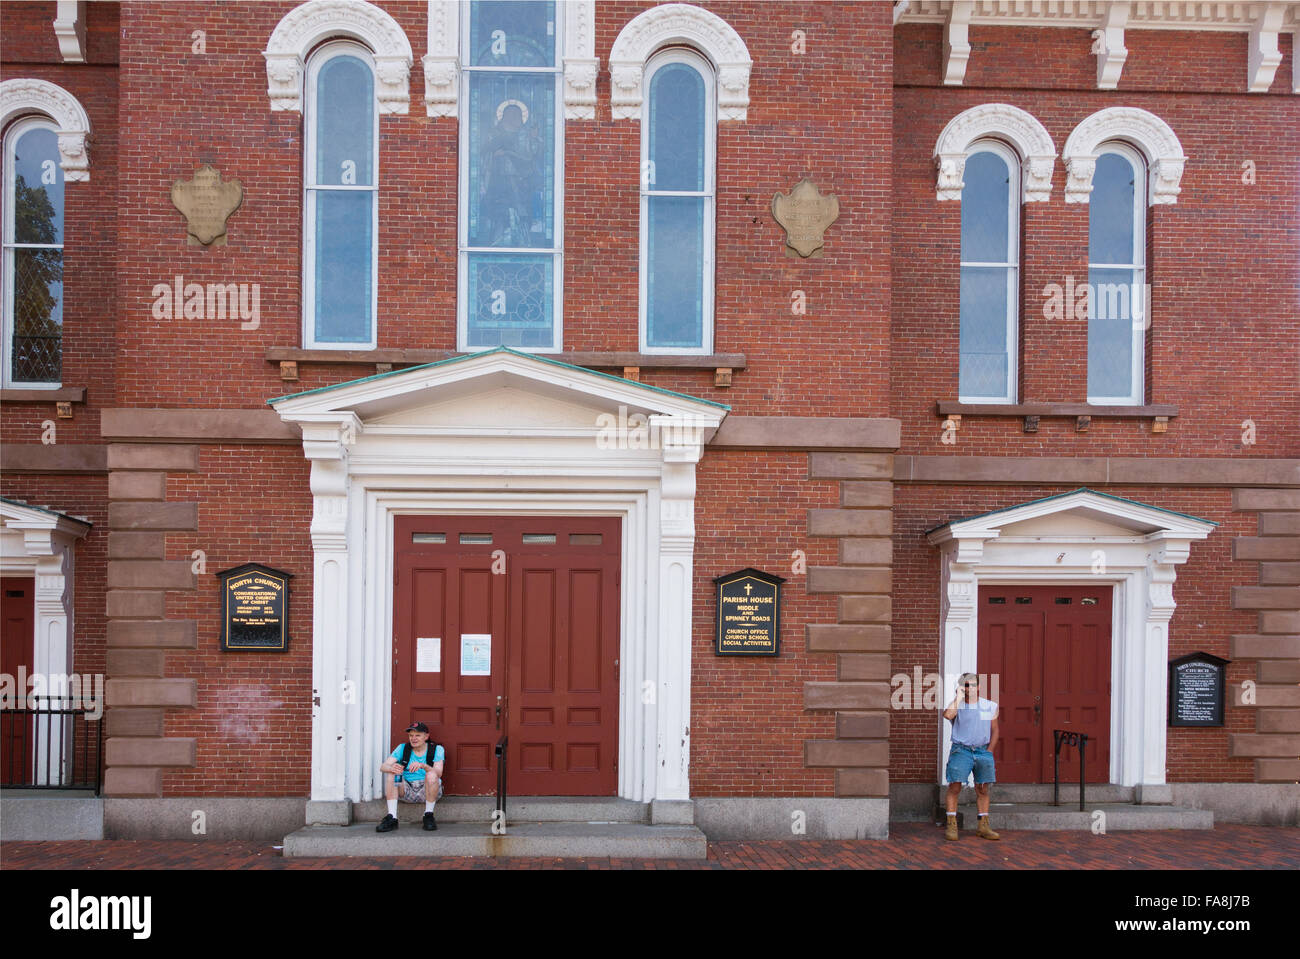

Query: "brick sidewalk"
left=3, top=823, right=1297, bottom=869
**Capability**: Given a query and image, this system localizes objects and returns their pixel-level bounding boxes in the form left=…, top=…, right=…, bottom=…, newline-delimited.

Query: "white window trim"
left=639, top=48, right=715, bottom=356
left=957, top=139, right=1019, bottom=405
left=1087, top=142, right=1146, bottom=407
left=3, top=116, right=65, bottom=389
left=456, top=1, right=565, bottom=353
left=1063, top=107, right=1186, bottom=206
left=302, top=41, right=380, bottom=351
left=0, top=78, right=91, bottom=182
left=933, top=103, right=1055, bottom=203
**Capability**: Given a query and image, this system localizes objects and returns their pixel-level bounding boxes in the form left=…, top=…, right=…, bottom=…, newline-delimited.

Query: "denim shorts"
left=946, top=742, right=996, bottom=785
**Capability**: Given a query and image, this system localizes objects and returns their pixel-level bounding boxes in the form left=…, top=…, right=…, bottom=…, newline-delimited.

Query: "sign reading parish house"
left=714, top=568, right=784, bottom=656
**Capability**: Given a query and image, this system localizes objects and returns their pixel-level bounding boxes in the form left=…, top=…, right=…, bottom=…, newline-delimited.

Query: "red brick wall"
left=889, top=483, right=1258, bottom=784
left=892, top=26, right=1300, bottom=458
left=160, top=446, right=312, bottom=796
left=690, top=450, right=840, bottom=796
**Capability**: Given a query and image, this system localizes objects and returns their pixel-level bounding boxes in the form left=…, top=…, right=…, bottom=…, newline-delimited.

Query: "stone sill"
left=0, top=387, right=86, bottom=403
left=267, top=348, right=746, bottom=385
left=935, top=402, right=1178, bottom=418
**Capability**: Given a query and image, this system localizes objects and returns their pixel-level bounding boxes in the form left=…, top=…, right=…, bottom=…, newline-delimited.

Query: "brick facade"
left=2, top=1, right=1296, bottom=818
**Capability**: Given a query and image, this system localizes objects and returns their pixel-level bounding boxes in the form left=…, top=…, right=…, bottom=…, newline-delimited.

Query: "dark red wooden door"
left=1, top=577, right=35, bottom=785
left=978, top=585, right=1111, bottom=783
left=393, top=516, right=620, bottom=796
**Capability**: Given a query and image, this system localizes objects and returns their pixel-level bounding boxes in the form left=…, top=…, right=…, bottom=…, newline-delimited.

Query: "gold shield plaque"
left=771, top=177, right=839, bottom=258
left=171, top=164, right=244, bottom=246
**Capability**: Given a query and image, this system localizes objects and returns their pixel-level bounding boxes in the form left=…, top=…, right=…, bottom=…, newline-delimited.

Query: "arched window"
left=959, top=141, right=1019, bottom=403
left=1087, top=143, right=1145, bottom=405
left=3, top=116, right=64, bottom=386
left=303, top=41, right=378, bottom=348
left=641, top=48, right=714, bottom=354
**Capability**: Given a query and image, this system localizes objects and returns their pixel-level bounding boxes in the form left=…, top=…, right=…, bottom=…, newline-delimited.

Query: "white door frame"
left=927, top=489, right=1216, bottom=788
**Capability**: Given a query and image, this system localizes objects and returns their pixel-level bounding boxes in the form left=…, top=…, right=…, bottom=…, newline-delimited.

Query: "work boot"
left=376, top=813, right=399, bottom=833
left=976, top=816, right=1000, bottom=840
left=944, top=816, right=959, bottom=841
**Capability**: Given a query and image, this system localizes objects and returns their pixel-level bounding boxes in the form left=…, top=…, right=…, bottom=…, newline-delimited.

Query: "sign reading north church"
left=218, top=563, right=292, bottom=651
left=715, top=568, right=784, bottom=656
left=1168, top=652, right=1229, bottom=727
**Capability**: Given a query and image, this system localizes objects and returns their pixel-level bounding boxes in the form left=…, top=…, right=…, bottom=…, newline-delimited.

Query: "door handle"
left=1033, top=696, right=1041, bottom=726
left=496, top=695, right=505, bottom=730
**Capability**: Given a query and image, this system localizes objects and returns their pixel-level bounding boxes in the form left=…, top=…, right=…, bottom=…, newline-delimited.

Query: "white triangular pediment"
left=927, top=488, right=1216, bottom=549
left=269, top=348, right=727, bottom=438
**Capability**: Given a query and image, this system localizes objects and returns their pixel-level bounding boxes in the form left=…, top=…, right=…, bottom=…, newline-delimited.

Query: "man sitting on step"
left=942, top=673, right=1001, bottom=842
left=376, top=721, right=445, bottom=833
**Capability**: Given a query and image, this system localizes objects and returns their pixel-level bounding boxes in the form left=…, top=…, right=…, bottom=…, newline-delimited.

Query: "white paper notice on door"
left=460, top=634, right=491, bottom=676
left=416, top=637, right=441, bottom=673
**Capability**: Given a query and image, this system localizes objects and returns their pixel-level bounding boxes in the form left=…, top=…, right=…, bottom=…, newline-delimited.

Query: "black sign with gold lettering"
left=714, top=568, right=784, bottom=656
left=218, top=563, right=292, bottom=652
left=1168, top=652, right=1228, bottom=727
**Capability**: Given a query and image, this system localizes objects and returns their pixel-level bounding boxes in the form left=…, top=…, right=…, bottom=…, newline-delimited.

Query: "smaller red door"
left=1, top=577, right=35, bottom=785
left=978, top=585, right=1111, bottom=783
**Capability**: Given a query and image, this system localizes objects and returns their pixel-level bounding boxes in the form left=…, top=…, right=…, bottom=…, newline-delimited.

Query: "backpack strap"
left=399, top=742, right=413, bottom=772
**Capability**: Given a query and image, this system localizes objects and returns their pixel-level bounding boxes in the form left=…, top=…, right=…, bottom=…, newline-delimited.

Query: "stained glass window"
left=461, top=0, right=561, bottom=349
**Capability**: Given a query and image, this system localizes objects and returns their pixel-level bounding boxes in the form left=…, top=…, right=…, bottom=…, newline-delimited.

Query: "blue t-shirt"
left=951, top=698, right=998, bottom=747
left=390, top=743, right=445, bottom=782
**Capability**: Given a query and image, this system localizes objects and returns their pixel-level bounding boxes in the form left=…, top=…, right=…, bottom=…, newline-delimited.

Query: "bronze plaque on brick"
left=1168, top=652, right=1228, bottom=726
left=218, top=563, right=291, bottom=651
left=715, top=568, right=784, bottom=656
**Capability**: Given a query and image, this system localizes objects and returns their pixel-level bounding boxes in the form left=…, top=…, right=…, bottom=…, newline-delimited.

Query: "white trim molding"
left=1063, top=106, right=1186, bottom=205
left=424, top=2, right=598, bottom=120
left=1247, top=2, right=1285, bottom=93
left=53, top=1, right=87, bottom=64
left=927, top=488, right=1215, bottom=788
left=934, top=103, right=1057, bottom=202
left=270, top=348, right=728, bottom=806
left=264, top=0, right=414, bottom=114
left=0, top=79, right=91, bottom=182
left=943, top=1, right=973, bottom=85
left=609, top=3, right=753, bottom=121
left=0, top=499, right=91, bottom=786
left=423, top=0, right=458, bottom=117
left=1091, top=1, right=1129, bottom=89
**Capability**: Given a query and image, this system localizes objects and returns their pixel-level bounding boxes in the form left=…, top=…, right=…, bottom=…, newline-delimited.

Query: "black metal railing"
left=1, top=697, right=103, bottom=794
left=1052, top=728, right=1089, bottom=811
left=494, top=734, right=508, bottom=823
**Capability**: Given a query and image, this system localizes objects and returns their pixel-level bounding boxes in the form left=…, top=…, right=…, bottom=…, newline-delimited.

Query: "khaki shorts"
left=399, top=777, right=445, bottom=804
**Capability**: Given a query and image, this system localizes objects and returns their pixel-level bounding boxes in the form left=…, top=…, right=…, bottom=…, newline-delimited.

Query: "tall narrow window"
left=641, top=49, right=714, bottom=354
left=959, top=141, right=1018, bottom=402
left=460, top=0, right=562, bottom=350
left=1087, top=144, right=1145, bottom=405
left=2, top=117, right=64, bottom=387
left=304, top=42, right=378, bottom=349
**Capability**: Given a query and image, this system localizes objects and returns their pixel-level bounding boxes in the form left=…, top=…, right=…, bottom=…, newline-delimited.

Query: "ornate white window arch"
left=264, top=0, right=413, bottom=114
left=423, top=1, right=597, bottom=119
left=609, top=2, right=752, bottom=121
left=933, top=103, right=1055, bottom=202
left=1062, top=107, right=1186, bottom=206
left=0, top=78, right=91, bottom=181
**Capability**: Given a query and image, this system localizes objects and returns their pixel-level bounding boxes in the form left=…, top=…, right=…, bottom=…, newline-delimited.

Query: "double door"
left=977, top=585, right=1111, bottom=783
left=392, top=516, right=620, bottom=795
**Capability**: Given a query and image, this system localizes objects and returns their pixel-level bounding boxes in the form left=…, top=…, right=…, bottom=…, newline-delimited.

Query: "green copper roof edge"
left=0, top=496, right=93, bottom=527
left=266, top=346, right=730, bottom=412
left=925, top=487, right=1218, bottom=536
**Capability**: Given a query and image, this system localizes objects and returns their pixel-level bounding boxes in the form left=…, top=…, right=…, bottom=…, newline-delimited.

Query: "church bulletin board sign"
left=714, top=568, right=784, bottom=656
left=218, top=563, right=292, bottom=652
left=1168, top=652, right=1229, bottom=727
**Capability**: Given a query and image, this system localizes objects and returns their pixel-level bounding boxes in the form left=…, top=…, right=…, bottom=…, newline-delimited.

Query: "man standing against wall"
left=943, top=673, right=1001, bottom=841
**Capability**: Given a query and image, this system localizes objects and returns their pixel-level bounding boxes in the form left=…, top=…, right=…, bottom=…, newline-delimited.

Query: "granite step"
left=963, top=802, right=1213, bottom=831
left=351, top=796, right=651, bottom=824
left=283, top=820, right=708, bottom=859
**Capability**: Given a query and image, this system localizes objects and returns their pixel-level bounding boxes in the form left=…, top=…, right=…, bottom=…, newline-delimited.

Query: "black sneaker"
left=376, top=813, right=399, bottom=833
left=422, top=812, right=437, bottom=831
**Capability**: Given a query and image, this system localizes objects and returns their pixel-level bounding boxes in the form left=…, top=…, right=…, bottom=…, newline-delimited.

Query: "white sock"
left=946, top=812, right=956, bottom=818
left=424, top=801, right=435, bottom=813
left=387, top=799, right=397, bottom=817
left=978, top=812, right=988, bottom=818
